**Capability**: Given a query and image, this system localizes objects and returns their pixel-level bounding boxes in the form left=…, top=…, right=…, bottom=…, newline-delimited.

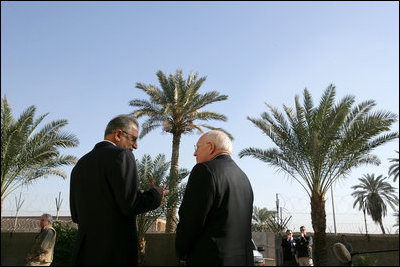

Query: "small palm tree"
left=129, top=69, right=230, bottom=232
left=355, top=194, right=370, bottom=238
left=136, top=153, right=188, bottom=265
left=351, top=174, right=399, bottom=234
left=388, top=150, right=399, bottom=182
left=1, top=96, right=79, bottom=211
left=252, top=206, right=277, bottom=232
left=239, top=84, right=398, bottom=265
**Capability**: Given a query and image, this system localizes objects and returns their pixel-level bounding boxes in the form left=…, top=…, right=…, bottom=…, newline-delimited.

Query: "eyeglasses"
left=194, top=142, right=210, bottom=152
left=300, top=229, right=306, bottom=232
left=287, top=232, right=292, bottom=235
left=122, top=130, right=138, bottom=143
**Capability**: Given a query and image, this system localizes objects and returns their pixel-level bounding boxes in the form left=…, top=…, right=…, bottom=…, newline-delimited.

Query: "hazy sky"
left=2, top=1, right=399, bottom=234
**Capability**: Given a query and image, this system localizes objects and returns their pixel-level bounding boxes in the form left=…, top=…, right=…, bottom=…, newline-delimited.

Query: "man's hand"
left=26, top=254, right=33, bottom=262
left=148, top=177, right=169, bottom=206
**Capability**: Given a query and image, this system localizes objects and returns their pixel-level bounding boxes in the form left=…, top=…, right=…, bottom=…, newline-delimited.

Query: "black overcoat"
left=175, top=154, right=254, bottom=266
left=70, top=141, right=161, bottom=266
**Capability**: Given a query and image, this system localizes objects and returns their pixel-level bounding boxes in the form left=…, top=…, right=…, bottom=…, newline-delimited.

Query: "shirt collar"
left=103, top=140, right=116, bottom=146
left=211, top=153, right=230, bottom=161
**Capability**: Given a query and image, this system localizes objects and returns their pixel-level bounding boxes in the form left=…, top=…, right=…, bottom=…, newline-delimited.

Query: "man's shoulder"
left=42, top=226, right=56, bottom=236
left=88, top=141, right=132, bottom=158
left=202, top=154, right=237, bottom=169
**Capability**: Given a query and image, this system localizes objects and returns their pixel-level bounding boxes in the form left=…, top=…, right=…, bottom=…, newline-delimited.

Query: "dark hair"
left=104, top=114, right=139, bottom=137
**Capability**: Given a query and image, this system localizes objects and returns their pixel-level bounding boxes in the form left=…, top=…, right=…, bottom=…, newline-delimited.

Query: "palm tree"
left=351, top=174, right=399, bottom=234
left=129, top=69, right=230, bottom=232
left=252, top=206, right=277, bottom=232
left=136, top=153, right=188, bottom=265
left=1, top=96, right=79, bottom=211
left=354, top=194, right=370, bottom=238
left=238, top=84, right=398, bottom=265
left=136, top=154, right=169, bottom=265
left=388, top=150, right=399, bottom=182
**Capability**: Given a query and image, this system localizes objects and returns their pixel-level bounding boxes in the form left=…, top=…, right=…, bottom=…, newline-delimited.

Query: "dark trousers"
left=283, top=258, right=298, bottom=266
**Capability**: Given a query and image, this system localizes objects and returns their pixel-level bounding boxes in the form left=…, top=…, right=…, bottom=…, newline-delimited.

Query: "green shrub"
left=354, top=254, right=375, bottom=266
left=52, top=221, right=77, bottom=265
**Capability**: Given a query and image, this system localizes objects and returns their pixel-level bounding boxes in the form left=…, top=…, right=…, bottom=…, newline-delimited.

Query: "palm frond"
left=388, top=151, right=399, bottom=182
left=1, top=97, right=79, bottom=207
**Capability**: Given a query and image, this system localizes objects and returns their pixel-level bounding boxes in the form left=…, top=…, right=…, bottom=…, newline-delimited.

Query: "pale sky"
left=1, top=1, right=399, bottom=234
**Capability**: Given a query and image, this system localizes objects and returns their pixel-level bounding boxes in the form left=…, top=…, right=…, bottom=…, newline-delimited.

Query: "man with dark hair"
left=70, top=114, right=167, bottom=266
left=26, top=214, right=56, bottom=266
left=296, top=226, right=313, bottom=266
left=281, top=229, right=298, bottom=266
left=340, top=234, right=352, bottom=253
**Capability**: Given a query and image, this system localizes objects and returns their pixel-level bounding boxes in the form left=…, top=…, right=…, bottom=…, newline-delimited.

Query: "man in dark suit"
left=70, top=114, right=167, bottom=266
left=175, top=130, right=254, bottom=266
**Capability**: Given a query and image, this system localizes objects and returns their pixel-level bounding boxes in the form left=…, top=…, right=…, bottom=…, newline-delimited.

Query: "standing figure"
left=295, top=226, right=314, bottom=266
left=340, top=234, right=352, bottom=254
left=281, top=229, right=298, bottom=266
left=175, top=130, right=254, bottom=266
left=70, top=114, right=167, bottom=266
left=26, top=214, right=56, bottom=266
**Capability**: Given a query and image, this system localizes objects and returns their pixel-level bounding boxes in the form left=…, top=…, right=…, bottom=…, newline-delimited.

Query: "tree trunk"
left=363, top=208, right=369, bottom=239
left=310, top=190, right=327, bottom=266
left=165, top=133, right=181, bottom=233
left=379, top=219, right=386, bottom=234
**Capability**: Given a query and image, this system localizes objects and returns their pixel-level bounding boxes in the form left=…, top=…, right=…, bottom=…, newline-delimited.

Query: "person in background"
left=281, top=229, right=298, bottom=266
left=340, top=234, right=352, bottom=253
left=295, top=226, right=313, bottom=266
left=70, top=114, right=167, bottom=266
left=175, top=130, right=254, bottom=266
left=26, top=213, right=56, bottom=266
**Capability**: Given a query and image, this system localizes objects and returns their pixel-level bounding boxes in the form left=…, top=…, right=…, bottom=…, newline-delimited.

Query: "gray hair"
left=204, top=130, right=232, bottom=153
left=104, top=114, right=139, bottom=137
left=42, top=213, right=53, bottom=224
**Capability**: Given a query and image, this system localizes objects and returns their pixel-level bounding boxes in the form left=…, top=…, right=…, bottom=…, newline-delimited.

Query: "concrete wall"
left=1, top=232, right=37, bottom=266
left=143, top=233, right=178, bottom=266
left=324, top=234, right=399, bottom=266
left=2, top=231, right=399, bottom=266
left=275, top=233, right=399, bottom=266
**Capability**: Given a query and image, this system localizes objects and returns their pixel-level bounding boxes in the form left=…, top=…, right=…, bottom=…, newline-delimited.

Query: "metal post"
left=331, top=186, right=337, bottom=235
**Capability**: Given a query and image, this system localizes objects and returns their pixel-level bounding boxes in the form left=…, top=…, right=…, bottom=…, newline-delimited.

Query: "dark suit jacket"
left=175, top=154, right=254, bottom=266
left=70, top=141, right=161, bottom=266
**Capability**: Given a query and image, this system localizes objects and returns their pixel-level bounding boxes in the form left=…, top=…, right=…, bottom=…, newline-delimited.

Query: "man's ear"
left=114, top=130, right=122, bottom=142
left=208, top=142, right=216, bottom=154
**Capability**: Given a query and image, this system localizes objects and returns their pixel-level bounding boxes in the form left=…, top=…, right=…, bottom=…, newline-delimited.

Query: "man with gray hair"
left=176, top=130, right=254, bottom=265
left=26, top=214, right=56, bottom=266
left=70, top=114, right=167, bottom=265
